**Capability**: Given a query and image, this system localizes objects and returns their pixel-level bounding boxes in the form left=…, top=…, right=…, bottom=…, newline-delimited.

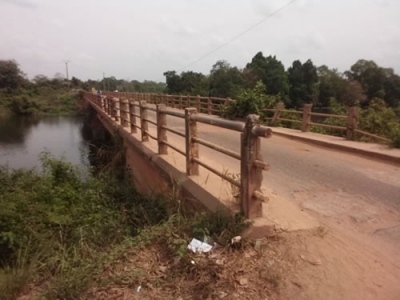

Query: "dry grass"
left=84, top=235, right=289, bottom=300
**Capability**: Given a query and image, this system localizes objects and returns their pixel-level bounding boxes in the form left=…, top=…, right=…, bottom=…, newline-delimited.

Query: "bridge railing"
left=101, top=91, right=230, bottom=116
left=84, top=92, right=271, bottom=218
left=263, top=102, right=391, bottom=143
left=101, top=91, right=392, bottom=144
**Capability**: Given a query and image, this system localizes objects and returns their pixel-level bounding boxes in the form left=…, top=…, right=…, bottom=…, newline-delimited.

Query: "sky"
left=0, top=0, right=399, bottom=82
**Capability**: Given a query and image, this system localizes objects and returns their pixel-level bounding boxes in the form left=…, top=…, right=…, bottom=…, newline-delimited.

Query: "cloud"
left=281, top=31, right=326, bottom=55
left=0, top=0, right=38, bottom=9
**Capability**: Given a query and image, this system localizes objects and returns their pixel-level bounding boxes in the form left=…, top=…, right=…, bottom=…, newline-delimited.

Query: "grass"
left=0, top=153, right=251, bottom=299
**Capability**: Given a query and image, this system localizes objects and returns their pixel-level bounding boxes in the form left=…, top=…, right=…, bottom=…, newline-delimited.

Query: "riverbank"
left=0, top=89, right=83, bottom=119
left=0, top=155, right=252, bottom=299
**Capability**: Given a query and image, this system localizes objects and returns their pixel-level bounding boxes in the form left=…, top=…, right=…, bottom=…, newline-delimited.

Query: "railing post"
left=185, top=108, right=199, bottom=175
left=129, top=101, right=137, bottom=133
left=187, top=95, right=190, bottom=108
left=240, top=115, right=263, bottom=219
left=301, top=103, right=313, bottom=132
left=179, top=95, right=183, bottom=109
left=121, top=99, right=130, bottom=127
left=207, top=97, right=212, bottom=115
left=100, top=96, right=105, bottom=111
left=346, top=106, right=358, bottom=140
left=104, top=97, right=109, bottom=115
left=196, top=95, right=200, bottom=112
left=140, top=100, right=149, bottom=142
left=114, top=98, right=120, bottom=122
left=108, top=97, right=113, bottom=116
left=110, top=98, right=116, bottom=119
left=157, top=104, right=168, bottom=154
left=271, top=102, right=283, bottom=125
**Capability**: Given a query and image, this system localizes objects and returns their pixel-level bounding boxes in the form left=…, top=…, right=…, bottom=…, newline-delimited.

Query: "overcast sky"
left=0, top=0, right=399, bottom=82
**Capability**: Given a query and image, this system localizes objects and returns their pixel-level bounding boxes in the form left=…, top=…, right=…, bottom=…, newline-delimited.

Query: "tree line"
left=0, top=60, right=166, bottom=115
left=163, top=52, right=400, bottom=111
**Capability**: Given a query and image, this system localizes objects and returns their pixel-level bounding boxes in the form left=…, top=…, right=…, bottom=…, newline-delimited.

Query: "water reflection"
left=0, top=115, right=90, bottom=170
left=0, top=115, right=40, bottom=145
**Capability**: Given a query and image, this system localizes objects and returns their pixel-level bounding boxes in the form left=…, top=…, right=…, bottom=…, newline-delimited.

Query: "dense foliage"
left=162, top=54, right=400, bottom=113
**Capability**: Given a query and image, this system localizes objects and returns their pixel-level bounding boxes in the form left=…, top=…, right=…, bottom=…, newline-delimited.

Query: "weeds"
left=0, top=154, right=250, bottom=299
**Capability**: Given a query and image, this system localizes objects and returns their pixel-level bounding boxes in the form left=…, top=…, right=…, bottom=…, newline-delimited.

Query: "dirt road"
left=143, top=108, right=400, bottom=299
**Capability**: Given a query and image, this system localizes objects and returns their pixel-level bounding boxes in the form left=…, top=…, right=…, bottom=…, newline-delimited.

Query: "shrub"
left=221, top=81, right=277, bottom=119
left=10, top=95, right=38, bottom=115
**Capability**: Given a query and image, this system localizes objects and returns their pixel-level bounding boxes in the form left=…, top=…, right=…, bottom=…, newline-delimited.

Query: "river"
left=0, top=115, right=90, bottom=169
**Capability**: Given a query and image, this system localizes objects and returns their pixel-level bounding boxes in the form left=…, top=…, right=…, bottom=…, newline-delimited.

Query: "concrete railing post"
left=207, top=97, right=212, bottom=115
left=271, top=102, right=283, bottom=125
left=185, top=108, right=199, bottom=175
left=301, top=103, right=313, bottom=132
left=129, top=101, right=137, bottom=133
left=108, top=97, right=113, bottom=116
left=179, top=95, right=183, bottom=109
left=121, top=99, right=130, bottom=127
left=110, top=98, right=116, bottom=119
left=346, top=106, right=358, bottom=140
left=114, top=98, right=120, bottom=122
left=140, top=100, right=149, bottom=142
left=104, top=97, right=109, bottom=115
left=196, top=95, right=200, bottom=112
left=187, top=95, right=190, bottom=108
left=157, top=104, right=168, bottom=154
left=100, top=96, right=105, bottom=111
left=240, top=114, right=264, bottom=219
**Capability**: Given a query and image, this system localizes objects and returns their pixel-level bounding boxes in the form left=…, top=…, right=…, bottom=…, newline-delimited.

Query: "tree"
left=246, top=52, right=289, bottom=97
left=0, top=60, right=26, bottom=91
left=342, top=81, right=367, bottom=106
left=317, top=65, right=347, bottom=107
left=180, top=71, right=208, bottom=95
left=163, top=71, right=182, bottom=94
left=383, top=72, right=400, bottom=108
left=32, top=75, right=50, bottom=86
left=71, top=76, right=82, bottom=88
left=345, top=60, right=400, bottom=108
left=288, top=59, right=318, bottom=108
left=209, top=60, right=243, bottom=98
left=346, top=60, right=385, bottom=104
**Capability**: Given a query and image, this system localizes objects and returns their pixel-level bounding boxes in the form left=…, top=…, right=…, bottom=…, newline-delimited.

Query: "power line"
left=174, top=0, right=297, bottom=73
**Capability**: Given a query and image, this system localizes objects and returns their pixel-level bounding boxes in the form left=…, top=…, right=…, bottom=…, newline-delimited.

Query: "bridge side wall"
left=93, top=106, right=229, bottom=213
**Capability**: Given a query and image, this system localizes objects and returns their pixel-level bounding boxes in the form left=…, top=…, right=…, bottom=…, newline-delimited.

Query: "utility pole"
left=103, top=72, right=105, bottom=91
left=64, top=60, right=70, bottom=80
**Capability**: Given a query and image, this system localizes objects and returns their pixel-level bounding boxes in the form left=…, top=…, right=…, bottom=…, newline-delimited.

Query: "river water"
left=0, top=115, right=90, bottom=170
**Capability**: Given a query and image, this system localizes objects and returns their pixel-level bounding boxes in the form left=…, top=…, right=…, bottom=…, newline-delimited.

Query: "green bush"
left=358, top=98, right=400, bottom=143
left=221, top=81, right=277, bottom=120
left=10, top=95, right=38, bottom=115
left=321, top=98, right=347, bottom=137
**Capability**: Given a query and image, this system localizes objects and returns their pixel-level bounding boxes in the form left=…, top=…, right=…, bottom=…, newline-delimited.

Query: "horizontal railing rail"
left=262, top=102, right=390, bottom=142
left=83, top=92, right=270, bottom=218
left=101, top=91, right=231, bottom=116
left=100, top=91, right=391, bottom=143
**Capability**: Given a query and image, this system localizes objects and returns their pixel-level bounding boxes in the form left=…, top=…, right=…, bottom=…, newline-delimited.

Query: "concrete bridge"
left=83, top=91, right=400, bottom=235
